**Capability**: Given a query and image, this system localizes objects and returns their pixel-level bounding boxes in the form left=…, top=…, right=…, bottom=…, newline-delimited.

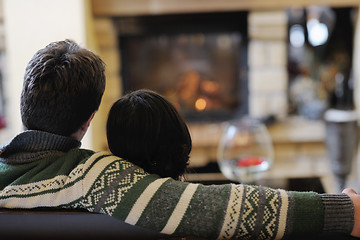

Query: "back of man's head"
left=20, top=39, right=106, bottom=136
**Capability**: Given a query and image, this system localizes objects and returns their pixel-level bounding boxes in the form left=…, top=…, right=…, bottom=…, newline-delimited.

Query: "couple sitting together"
left=0, top=39, right=359, bottom=239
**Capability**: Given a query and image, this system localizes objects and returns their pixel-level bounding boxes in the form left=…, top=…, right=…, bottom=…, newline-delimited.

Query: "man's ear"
left=81, top=112, right=96, bottom=131
left=71, top=111, right=96, bottom=141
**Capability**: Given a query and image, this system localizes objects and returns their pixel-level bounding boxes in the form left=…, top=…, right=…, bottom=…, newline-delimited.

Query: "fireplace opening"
left=116, top=12, right=248, bottom=122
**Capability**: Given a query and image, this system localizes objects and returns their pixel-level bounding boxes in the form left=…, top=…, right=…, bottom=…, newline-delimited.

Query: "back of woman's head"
left=106, top=89, right=192, bottom=180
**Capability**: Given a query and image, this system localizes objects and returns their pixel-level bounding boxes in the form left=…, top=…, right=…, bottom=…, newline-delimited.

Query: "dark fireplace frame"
left=115, top=11, right=249, bottom=122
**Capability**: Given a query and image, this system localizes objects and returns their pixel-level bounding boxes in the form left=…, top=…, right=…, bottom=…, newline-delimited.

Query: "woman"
left=106, top=89, right=357, bottom=239
left=106, top=89, right=191, bottom=180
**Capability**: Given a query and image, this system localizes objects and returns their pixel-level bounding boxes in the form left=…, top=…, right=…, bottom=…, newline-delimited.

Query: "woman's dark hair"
left=21, top=39, right=106, bottom=136
left=106, top=89, right=192, bottom=180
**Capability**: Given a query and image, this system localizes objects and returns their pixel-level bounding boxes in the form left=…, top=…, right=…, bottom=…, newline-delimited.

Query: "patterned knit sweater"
left=0, top=130, right=354, bottom=239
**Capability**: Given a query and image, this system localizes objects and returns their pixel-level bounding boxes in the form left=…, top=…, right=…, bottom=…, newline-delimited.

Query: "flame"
left=195, top=98, right=207, bottom=111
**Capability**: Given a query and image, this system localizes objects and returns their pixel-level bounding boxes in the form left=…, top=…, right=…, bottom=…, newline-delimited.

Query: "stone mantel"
left=189, top=116, right=326, bottom=149
left=187, top=117, right=329, bottom=168
left=89, top=1, right=360, bottom=153
left=92, top=0, right=359, bottom=17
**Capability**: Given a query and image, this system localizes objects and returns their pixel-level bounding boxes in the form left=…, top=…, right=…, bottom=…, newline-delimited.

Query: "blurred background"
left=0, top=0, right=359, bottom=193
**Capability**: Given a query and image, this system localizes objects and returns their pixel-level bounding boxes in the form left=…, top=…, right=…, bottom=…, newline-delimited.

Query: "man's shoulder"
left=77, top=151, right=151, bottom=192
left=72, top=150, right=133, bottom=171
left=64, top=149, right=121, bottom=165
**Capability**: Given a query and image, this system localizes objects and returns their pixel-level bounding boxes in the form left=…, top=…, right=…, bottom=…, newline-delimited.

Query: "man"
left=0, top=39, right=359, bottom=239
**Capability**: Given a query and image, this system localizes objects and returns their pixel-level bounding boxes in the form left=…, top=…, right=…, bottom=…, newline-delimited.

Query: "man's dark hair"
left=106, top=89, right=192, bottom=180
left=21, top=39, right=106, bottom=136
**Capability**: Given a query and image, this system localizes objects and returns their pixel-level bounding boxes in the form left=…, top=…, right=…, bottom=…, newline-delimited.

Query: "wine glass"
left=217, top=117, right=274, bottom=184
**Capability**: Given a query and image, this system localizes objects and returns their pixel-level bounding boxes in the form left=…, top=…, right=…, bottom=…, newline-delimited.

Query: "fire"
left=195, top=98, right=207, bottom=111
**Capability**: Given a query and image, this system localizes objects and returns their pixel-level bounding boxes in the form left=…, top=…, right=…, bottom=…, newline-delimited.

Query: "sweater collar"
left=0, top=130, right=81, bottom=164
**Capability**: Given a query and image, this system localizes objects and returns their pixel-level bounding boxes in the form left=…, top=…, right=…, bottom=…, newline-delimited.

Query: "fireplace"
left=115, top=12, right=249, bottom=122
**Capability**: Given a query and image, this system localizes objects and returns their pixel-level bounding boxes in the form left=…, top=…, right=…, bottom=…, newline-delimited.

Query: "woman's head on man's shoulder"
left=106, top=89, right=192, bottom=180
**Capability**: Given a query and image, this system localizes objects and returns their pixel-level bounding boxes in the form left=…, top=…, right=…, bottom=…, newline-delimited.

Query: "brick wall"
left=248, top=10, right=288, bottom=120
left=92, top=17, right=122, bottom=151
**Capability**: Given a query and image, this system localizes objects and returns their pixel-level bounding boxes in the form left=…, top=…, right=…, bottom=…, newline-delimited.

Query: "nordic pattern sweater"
left=0, top=130, right=354, bottom=239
